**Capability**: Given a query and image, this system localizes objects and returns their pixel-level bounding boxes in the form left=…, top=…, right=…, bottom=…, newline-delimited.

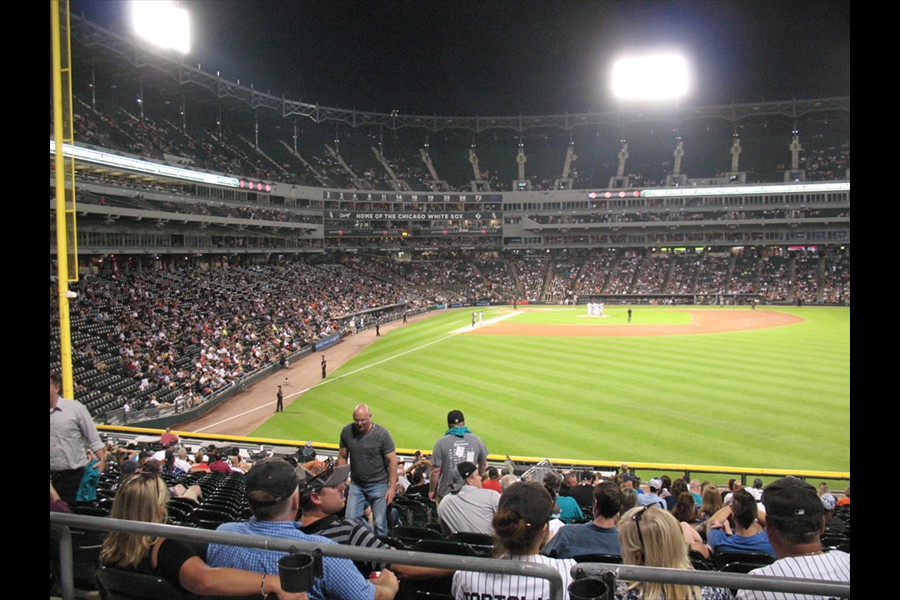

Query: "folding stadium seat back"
left=713, top=551, right=774, bottom=571
left=571, top=553, right=623, bottom=565
left=390, top=525, right=447, bottom=545
left=410, top=539, right=478, bottom=557
left=378, top=534, right=410, bottom=550
left=449, top=531, right=494, bottom=557
left=96, top=565, right=198, bottom=600
left=688, top=549, right=714, bottom=571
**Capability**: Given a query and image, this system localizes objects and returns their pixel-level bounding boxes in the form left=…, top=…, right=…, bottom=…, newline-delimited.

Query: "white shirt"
left=735, top=550, right=850, bottom=600
left=453, top=554, right=576, bottom=600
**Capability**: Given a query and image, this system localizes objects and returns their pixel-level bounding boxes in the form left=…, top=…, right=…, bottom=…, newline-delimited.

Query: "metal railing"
left=51, top=512, right=564, bottom=600
left=51, top=512, right=849, bottom=600
left=575, top=562, right=849, bottom=598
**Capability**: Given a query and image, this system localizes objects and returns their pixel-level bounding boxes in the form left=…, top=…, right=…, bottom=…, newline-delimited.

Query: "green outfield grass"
left=253, top=306, right=849, bottom=474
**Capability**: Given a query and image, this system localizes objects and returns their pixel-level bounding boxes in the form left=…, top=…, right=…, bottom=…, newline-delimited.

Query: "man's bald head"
left=352, top=404, right=373, bottom=433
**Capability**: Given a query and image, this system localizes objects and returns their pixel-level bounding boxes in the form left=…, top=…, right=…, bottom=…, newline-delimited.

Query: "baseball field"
left=251, top=305, right=850, bottom=475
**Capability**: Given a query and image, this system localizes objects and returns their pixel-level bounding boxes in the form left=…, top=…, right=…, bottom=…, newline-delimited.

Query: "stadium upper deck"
left=52, top=13, right=849, bottom=258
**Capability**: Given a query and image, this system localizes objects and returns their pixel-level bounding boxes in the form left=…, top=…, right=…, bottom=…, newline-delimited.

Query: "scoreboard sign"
left=323, top=191, right=502, bottom=203
left=325, top=211, right=499, bottom=220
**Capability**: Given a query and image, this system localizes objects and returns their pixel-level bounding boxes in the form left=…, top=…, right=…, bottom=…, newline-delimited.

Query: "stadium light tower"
left=132, top=0, right=191, bottom=54
left=610, top=52, right=690, bottom=102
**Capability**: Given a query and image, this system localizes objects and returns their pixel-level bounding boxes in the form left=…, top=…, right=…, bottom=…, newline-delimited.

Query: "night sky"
left=68, top=0, right=850, bottom=116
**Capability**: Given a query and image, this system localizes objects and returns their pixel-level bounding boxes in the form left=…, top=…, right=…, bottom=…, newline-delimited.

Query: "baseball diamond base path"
left=175, top=308, right=802, bottom=438
left=468, top=308, right=803, bottom=337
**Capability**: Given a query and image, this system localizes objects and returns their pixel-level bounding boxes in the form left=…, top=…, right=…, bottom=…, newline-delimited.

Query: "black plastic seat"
left=378, top=535, right=409, bottom=550
left=571, top=553, right=623, bottom=564
left=688, top=549, right=714, bottom=571
left=713, top=551, right=774, bottom=571
left=391, top=525, right=446, bottom=545
left=410, top=539, right=478, bottom=556
left=449, top=531, right=494, bottom=557
left=96, top=565, right=197, bottom=600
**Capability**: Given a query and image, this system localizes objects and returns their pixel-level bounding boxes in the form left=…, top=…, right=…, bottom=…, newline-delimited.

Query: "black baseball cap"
left=246, top=458, right=300, bottom=506
left=447, top=410, right=465, bottom=425
left=447, top=461, right=479, bottom=494
left=762, top=477, right=825, bottom=535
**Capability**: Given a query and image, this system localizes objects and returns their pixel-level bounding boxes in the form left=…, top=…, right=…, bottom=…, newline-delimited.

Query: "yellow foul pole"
left=51, top=0, right=78, bottom=399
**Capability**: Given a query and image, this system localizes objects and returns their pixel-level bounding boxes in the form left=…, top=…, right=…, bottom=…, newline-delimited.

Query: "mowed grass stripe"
left=253, top=306, right=848, bottom=473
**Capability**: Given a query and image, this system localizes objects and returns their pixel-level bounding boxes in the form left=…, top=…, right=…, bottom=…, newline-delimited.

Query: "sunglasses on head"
left=305, top=460, right=337, bottom=492
left=631, top=505, right=653, bottom=558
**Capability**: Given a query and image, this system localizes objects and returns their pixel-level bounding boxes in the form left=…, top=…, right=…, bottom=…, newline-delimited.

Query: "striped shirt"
left=452, top=554, right=576, bottom=600
left=304, top=514, right=391, bottom=577
left=735, top=550, right=850, bottom=600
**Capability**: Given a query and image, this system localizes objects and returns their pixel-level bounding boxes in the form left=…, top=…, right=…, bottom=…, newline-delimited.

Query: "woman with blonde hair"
left=698, top=484, right=723, bottom=520
left=619, top=486, right=639, bottom=514
left=100, top=472, right=304, bottom=599
left=616, top=506, right=730, bottom=600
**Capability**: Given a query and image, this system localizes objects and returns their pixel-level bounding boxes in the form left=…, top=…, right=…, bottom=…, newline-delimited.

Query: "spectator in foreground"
left=544, top=471, right=584, bottom=524
left=706, top=489, right=775, bottom=558
left=619, top=487, right=639, bottom=514
left=437, top=462, right=499, bottom=535
left=542, top=482, right=622, bottom=559
left=99, top=472, right=304, bottom=599
left=481, top=466, right=502, bottom=493
left=617, top=506, right=731, bottom=600
left=452, top=482, right=576, bottom=600
left=297, top=460, right=449, bottom=580
left=207, top=457, right=399, bottom=600
left=735, top=477, right=850, bottom=600
left=637, top=478, right=666, bottom=509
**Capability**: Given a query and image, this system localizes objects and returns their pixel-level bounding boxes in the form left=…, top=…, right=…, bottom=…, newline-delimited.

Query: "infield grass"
left=253, top=306, right=849, bottom=474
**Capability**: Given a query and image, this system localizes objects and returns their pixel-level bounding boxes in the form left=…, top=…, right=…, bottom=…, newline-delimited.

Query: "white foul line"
left=192, top=332, right=458, bottom=432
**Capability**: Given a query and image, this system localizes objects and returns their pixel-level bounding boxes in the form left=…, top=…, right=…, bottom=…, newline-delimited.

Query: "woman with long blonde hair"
left=100, top=472, right=304, bottom=599
left=616, top=506, right=730, bottom=600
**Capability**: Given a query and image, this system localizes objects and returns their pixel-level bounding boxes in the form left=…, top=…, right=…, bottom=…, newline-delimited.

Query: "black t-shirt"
left=124, top=537, right=205, bottom=591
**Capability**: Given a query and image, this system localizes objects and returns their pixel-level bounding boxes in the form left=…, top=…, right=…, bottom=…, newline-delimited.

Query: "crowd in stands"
left=50, top=248, right=849, bottom=419
left=515, top=257, right=550, bottom=302
left=54, top=432, right=850, bottom=600
left=544, top=261, right=581, bottom=303
left=50, top=259, right=440, bottom=418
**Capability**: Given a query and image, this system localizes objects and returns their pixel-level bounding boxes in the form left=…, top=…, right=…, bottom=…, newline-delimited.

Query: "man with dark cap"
left=429, top=410, right=488, bottom=502
left=298, top=460, right=450, bottom=580
left=735, top=476, right=850, bottom=600
left=436, top=462, right=499, bottom=535
left=207, top=457, right=399, bottom=600
left=298, top=459, right=388, bottom=579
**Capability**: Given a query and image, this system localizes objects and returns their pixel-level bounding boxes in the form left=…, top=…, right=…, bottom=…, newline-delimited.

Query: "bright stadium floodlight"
left=610, top=53, right=690, bottom=101
left=132, top=0, right=190, bottom=54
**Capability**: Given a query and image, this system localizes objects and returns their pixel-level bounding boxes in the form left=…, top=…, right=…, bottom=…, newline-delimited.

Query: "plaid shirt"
left=207, top=518, right=375, bottom=600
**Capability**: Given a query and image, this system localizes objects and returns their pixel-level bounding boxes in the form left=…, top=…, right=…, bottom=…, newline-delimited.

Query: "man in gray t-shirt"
left=337, top=403, right=398, bottom=537
left=429, top=409, right=488, bottom=501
